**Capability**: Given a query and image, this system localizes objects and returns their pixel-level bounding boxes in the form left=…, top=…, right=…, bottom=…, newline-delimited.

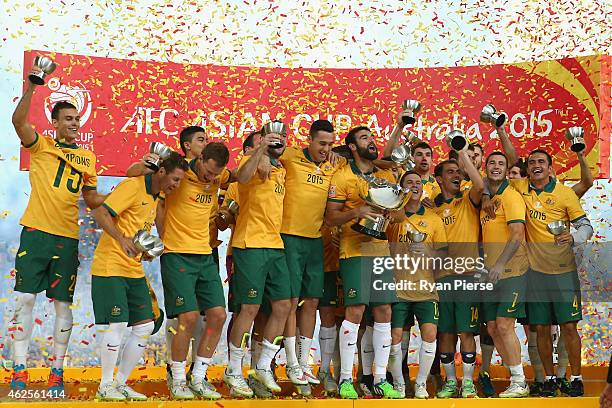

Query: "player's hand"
left=142, top=252, right=154, bottom=262
left=555, top=230, right=574, bottom=246
left=120, top=236, right=139, bottom=258
left=28, top=65, right=44, bottom=85
left=215, top=209, right=232, bottom=231
left=260, top=133, right=283, bottom=148
left=487, top=263, right=504, bottom=285
left=140, top=153, right=159, bottom=174
left=421, top=197, right=435, bottom=208
left=386, top=209, right=405, bottom=224
left=356, top=205, right=382, bottom=221
left=328, top=151, right=341, bottom=166
left=481, top=195, right=497, bottom=219
left=397, top=109, right=412, bottom=126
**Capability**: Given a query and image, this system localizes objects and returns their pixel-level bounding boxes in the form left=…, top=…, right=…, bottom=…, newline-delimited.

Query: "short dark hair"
left=179, top=126, right=206, bottom=155
left=309, top=119, right=334, bottom=138
left=399, top=170, right=420, bottom=187
left=243, top=131, right=260, bottom=153
left=528, top=149, right=553, bottom=166
left=202, top=142, right=230, bottom=167
left=344, top=126, right=370, bottom=146
left=51, top=101, right=77, bottom=121
left=512, top=157, right=528, bottom=177
left=470, top=142, right=484, bottom=154
left=411, top=141, right=432, bottom=155
left=434, top=159, right=458, bottom=178
left=160, top=151, right=189, bottom=173
left=331, top=145, right=352, bottom=159
left=485, top=151, right=508, bottom=165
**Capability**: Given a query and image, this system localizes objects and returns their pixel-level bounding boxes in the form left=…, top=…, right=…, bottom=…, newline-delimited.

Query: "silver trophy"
left=391, top=131, right=420, bottom=170
left=218, top=199, right=240, bottom=223
left=261, top=121, right=286, bottom=148
left=408, top=231, right=427, bottom=243
left=401, top=100, right=421, bottom=125
left=133, top=230, right=164, bottom=258
left=480, top=104, right=507, bottom=128
left=29, top=56, right=57, bottom=85
left=547, top=220, right=567, bottom=246
left=144, top=142, right=173, bottom=172
left=565, top=126, right=586, bottom=152
left=352, top=175, right=412, bottom=240
left=446, top=129, right=467, bottom=151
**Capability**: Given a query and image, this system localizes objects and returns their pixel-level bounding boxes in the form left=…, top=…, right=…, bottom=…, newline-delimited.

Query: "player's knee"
left=534, top=324, right=551, bottom=336
left=495, top=319, right=514, bottom=336
left=372, top=304, right=391, bottom=322
left=559, top=322, right=577, bottom=337
left=272, top=299, right=292, bottom=317
left=420, top=324, right=437, bottom=343
left=486, top=322, right=498, bottom=338
left=16, top=292, right=36, bottom=313
left=240, top=304, right=260, bottom=319
left=207, top=308, right=227, bottom=327
left=344, top=304, right=365, bottom=323
left=301, top=297, right=319, bottom=311
left=54, top=300, right=73, bottom=320
left=178, top=311, right=200, bottom=330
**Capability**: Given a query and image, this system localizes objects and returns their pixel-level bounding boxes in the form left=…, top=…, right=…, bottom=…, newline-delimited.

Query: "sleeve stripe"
left=327, top=198, right=346, bottom=203
left=507, top=219, right=525, bottom=224
left=570, top=214, right=587, bottom=223
left=102, top=203, right=118, bottom=217
left=82, top=185, right=97, bottom=191
left=22, top=133, right=39, bottom=149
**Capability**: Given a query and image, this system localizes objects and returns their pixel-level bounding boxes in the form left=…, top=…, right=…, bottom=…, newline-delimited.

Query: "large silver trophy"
left=261, top=121, right=286, bottom=148
left=446, top=129, right=467, bottom=151
left=133, top=230, right=164, bottom=257
left=480, top=104, right=507, bottom=128
left=144, top=142, right=173, bottom=172
left=565, top=126, right=586, bottom=152
left=401, top=99, right=421, bottom=125
left=547, top=220, right=567, bottom=246
left=390, top=131, right=420, bottom=171
left=352, top=175, right=412, bottom=240
left=29, top=56, right=57, bottom=85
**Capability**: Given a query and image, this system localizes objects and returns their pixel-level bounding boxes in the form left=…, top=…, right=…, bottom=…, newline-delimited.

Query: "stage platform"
left=0, top=365, right=606, bottom=407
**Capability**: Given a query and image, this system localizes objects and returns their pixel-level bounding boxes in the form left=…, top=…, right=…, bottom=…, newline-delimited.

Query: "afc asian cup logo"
left=44, top=77, right=92, bottom=126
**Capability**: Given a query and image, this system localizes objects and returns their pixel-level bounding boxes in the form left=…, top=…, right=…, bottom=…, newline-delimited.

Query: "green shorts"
left=320, top=271, right=340, bottom=307
left=160, top=253, right=226, bottom=319
left=437, top=275, right=480, bottom=334
left=91, top=275, right=154, bottom=325
left=481, top=275, right=527, bottom=322
left=232, top=248, right=291, bottom=305
left=14, top=227, right=80, bottom=302
left=527, top=270, right=582, bottom=325
left=281, top=234, right=324, bottom=299
left=340, top=256, right=398, bottom=306
left=392, top=300, right=439, bottom=329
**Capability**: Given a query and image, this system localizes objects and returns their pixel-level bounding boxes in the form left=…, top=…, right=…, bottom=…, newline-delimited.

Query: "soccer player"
left=510, top=150, right=593, bottom=397
left=479, top=152, right=530, bottom=398
left=325, top=126, right=402, bottom=399
left=159, top=142, right=231, bottom=400
left=92, top=152, right=187, bottom=401
left=386, top=171, right=448, bottom=399
left=432, top=150, right=484, bottom=399
left=223, top=122, right=291, bottom=397
left=10, top=64, right=106, bottom=392
left=279, top=119, right=344, bottom=388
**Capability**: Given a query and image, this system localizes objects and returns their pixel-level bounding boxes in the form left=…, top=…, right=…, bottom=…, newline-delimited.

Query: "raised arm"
left=496, top=126, right=518, bottom=167
left=236, top=133, right=280, bottom=184
left=458, top=149, right=484, bottom=205
left=11, top=75, right=39, bottom=147
left=571, top=150, right=593, bottom=198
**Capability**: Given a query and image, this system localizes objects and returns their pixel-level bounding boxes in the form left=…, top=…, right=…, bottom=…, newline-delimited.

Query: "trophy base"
left=450, top=138, right=466, bottom=151
left=401, top=116, right=415, bottom=125
left=495, top=114, right=507, bottom=128
left=28, top=74, right=45, bottom=85
left=351, top=218, right=388, bottom=240
left=570, top=138, right=585, bottom=152
left=144, top=160, right=161, bottom=172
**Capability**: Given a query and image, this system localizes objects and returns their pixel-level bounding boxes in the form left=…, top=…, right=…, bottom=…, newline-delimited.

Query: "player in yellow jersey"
left=224, top=122, right=292, bottom=397
left=386, top=171, right=448, bottom=399
left=325, top=126, right=403, bottom=400
left=10, top=64, right=106, bottom=393
left=431, top=149, right=484, bottom=399
left=510, top=150, right=593, bottom=397
left=91, top=152, right=187, bottom=401
left=479, top=152, right=530, bottom=398
left=278, top=120, right=345, bottom=388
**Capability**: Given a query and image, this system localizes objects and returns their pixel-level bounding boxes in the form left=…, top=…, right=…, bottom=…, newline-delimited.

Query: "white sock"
left=400, top=330, right=410, bottom=361
left=191, top=355, right=211, bottom=382
left=52, top=300, right=73, bottom=370
left=462, top=352, right=476, bottom=383
left=570, top=374, right=582, bottom=381
left=257, top=339, right=280, bottom=370
left=441, top=353, right=456, bottom=383
left=388, top=343, right=403, bottom=385
left=556, top=331, right=569, bottom=378
left=372, top=322, right=392, bottom=383
left=480, top=343, right=494, bottom=374
left=251, top=340, right=262, bottom=368
left=228, top=342, right=245, bottom=375
left=339, top=320, right=359, bottom=382
left=284, top=336, right=298, bottom=366
left=509, top=364, right=525, bottom=383
left=416, top=340, right=437, bottom=384
left=171, top=360, right=187, bottom=384
left=11, top=293, right=37, bottom=367
left=166, top=318, right=178, bottom=365
left=319, top=326, right=337, bottom=372
left=116, top=321, right=154, bottom=384
left=361, top=325, right=374, bottom=376
left=99, top=322, right=128, bottom=385
left=297, top=335, right=312, bottom=366
left=528, top=331, right=545, bottom=382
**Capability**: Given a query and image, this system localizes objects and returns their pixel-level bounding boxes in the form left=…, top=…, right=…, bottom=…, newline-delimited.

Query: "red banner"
left=20, top=51, right=610, bottom=178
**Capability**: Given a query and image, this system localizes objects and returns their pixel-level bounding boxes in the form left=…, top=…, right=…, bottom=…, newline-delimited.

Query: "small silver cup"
left=145, top=142, right=173, bottom=171
left=132, top=230, right=164, bottom=258
left=446, top=129, right=467, bottom=151
left=401, top=100, right=421, bottom=125
left=547, top=220, right=567, bottom=246
left=29, top=56, right=57, bottom=85
left=408, top=231, right=427, bottom=243
left=565, top=127, right=586, bottom=152
left=219, top=199, right=240, bottom=223
left=262, top=121, right=286, bottom=148
left=480, top=104, right=507, bottom=128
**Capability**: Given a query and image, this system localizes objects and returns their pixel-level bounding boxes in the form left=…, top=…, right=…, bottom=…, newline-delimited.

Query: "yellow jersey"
left=322, top=224, right=340, bottom=273
left=480, top=180, right=529, bottom=279
left=91, top=175, right=160, bottom=278
left=327, top=162, right=396, bottom=259
left=433, top=190, right=481, bottom=278
left=20, top=134, right=97, bottom=239
left=387, top=205, right=447, bottom=301
left=421, top=175, right=440, bottom=200
left=280, top=146, right=346, bottom=238
left=223, top=182, right=239, bottom=257
left=205, top=168, right=232, bottom=250
left=232, top=156, right=286, bottom=249
left=510, top=178, right=586, bottom=275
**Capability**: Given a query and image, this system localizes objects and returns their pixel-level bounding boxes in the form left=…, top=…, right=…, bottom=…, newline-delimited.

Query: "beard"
left=357, top=144, right=378, bottom=161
